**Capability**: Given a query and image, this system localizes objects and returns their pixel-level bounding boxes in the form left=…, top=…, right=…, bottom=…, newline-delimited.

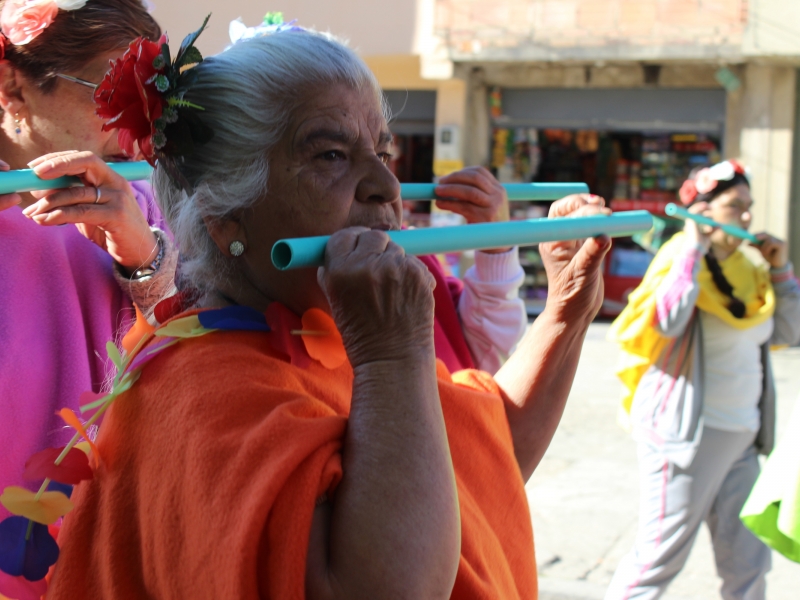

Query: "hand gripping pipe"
left=0, top=161, right=587, bottom=201
left=665, top=203, right=759, bottom=244
left=272, top=210, right=654, bottom=270
left=400, top=182, right=589, bottom=201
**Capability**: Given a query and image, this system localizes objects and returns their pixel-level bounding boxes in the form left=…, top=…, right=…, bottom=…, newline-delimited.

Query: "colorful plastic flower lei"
left=0, top=0, right=87, bottom=46
left=678, top=159, right=748, bottom=205
left=93, top=15, right=214, bottom=191
left=0, top=302, right=345, bottom=599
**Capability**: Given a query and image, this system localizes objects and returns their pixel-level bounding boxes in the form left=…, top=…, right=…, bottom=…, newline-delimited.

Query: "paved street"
left=528, top=322, right=800, bottom=600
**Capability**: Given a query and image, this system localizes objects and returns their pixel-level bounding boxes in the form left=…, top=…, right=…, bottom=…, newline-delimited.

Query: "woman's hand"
left=755, top=232, right=789, bottom=269
left=0, top=159, right=22, bottom=210
left=539, top=194, right=612, bottom=323
left=684, top=201, right=712, bottom=251
left=22, top=151, right=158, bottom=273
left=434, top=166, right=511, bottom=253
left=309, top=227, right=459, bottom=600
left=318, top=227, right=436, bottom=368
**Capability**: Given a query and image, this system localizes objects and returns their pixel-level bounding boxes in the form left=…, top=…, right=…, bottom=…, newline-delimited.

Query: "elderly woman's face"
left=237, top=83, right=402, bottom=314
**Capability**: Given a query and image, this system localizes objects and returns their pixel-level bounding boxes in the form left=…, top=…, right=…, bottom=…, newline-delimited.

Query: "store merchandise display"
left=486, top=124, right=722, bottom=316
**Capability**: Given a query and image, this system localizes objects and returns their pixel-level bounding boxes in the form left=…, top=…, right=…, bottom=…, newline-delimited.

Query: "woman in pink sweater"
left=0, top=0, right=176, bottom=524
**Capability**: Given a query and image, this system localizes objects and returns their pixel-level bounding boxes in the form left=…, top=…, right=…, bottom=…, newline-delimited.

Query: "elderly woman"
left=0, top=0, right=175, bottom=522
left=48, top=27, right=610, bottom=599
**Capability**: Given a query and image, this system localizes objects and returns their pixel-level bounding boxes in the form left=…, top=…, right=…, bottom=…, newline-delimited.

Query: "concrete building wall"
left=437, top=0, right=749, bottom=62
left=735, top=66, right=796, bottom=241
left=743, top=0, right=800, bottom=58
left=791, top=71, right=800, bottom=270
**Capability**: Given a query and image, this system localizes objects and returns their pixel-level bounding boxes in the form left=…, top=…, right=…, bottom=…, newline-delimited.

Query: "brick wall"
left=437, top=0, right=748, bottom=60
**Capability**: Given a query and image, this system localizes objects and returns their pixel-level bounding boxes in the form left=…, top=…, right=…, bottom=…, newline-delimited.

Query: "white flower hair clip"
left=228, top=11, right=302, bottom=46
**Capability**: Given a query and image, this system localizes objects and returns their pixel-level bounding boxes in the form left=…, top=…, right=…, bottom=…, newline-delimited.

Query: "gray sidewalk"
left=528, top=322, right=800, bottom=600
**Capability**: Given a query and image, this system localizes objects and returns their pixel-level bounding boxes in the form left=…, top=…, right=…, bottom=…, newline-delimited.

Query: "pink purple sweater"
left=0, top=182, right=165, bottom=518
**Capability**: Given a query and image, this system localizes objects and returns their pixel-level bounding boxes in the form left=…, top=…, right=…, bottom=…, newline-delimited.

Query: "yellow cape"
left=608, top=232, right=775, bottom=417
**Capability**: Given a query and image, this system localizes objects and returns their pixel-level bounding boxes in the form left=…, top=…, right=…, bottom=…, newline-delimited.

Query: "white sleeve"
left=458, top=247, right=527, bottom=374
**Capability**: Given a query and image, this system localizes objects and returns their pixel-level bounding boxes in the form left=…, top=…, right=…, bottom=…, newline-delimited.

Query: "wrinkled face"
left=235, top=82, right=402, bottom=314
left=705, top=183, right=753, bottom=250
left=21, top=49, right=128, bottom=161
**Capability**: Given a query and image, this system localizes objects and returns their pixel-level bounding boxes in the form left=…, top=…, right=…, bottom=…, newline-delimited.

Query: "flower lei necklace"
left=0, top=302, right=346, bottom=599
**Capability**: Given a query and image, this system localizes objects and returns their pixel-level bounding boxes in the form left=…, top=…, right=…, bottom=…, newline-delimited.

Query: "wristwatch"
left=131, top=232, right=165, bottom=280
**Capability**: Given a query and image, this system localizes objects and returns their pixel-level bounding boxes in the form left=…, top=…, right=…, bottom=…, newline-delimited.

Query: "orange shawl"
left=49, top=329, right=537, bottom=599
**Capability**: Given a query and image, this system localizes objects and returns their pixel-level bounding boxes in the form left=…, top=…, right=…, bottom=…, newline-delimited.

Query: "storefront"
left=490, top=87, right=726, bottom=315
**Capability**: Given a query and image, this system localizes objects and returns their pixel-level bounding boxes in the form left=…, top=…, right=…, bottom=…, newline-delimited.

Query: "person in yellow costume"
left=605, top=160, right=800, bottom=600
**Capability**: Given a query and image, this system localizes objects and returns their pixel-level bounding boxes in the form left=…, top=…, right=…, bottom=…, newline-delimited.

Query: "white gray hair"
left=153, top=29, right=386, bottom=293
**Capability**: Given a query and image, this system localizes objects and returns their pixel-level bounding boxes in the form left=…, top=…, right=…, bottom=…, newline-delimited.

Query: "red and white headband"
left=678, top=159, right=748, bottom=205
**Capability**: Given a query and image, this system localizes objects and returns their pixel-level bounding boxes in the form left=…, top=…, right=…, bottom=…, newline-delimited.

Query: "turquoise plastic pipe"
left=272, top=210, right=653, bottom=270
left=401, top=181, right=588, bottom=201
left=0, top=160, right=587, bottom=202
left=665, top=203, right=759, bottom=244
left=0, top=161, right=153, bottom=194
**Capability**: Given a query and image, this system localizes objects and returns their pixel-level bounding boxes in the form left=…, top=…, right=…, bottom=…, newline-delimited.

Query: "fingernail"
left=0, top=160, right=9, bottom=171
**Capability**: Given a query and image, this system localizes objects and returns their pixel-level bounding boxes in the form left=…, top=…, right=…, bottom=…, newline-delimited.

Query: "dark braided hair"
left=690, top=171, right=750, bottom=319
left=703, top=253, right=747, bottom=318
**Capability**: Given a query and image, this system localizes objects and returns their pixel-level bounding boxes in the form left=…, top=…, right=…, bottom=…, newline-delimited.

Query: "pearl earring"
left=14, top=113, right=21, bottom=135
left=229, top=241, right=245, bottom=257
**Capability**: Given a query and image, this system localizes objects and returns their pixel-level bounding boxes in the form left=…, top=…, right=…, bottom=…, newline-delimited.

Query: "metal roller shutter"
left=383, top=90, right=437, bottom=135
left=498, top=88, right=726, bottom=134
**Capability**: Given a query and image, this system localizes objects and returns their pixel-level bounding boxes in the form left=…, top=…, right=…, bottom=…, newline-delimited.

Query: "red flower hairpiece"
left=679, top=178, right=698, bottom=205
left=94, top=34, right=168, bottom=161
left=94, top=14, right=214, bottom=191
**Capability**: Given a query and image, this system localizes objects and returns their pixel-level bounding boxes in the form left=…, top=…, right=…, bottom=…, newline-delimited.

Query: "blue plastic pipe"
left=401, top=181, right=588, bottom=201
left=665, top=203, right=759, bottom=244
left=0, top=161, right=153, bottom=194
left=272, top=210, right=653, bottom=270
left=0, top=160, right=588, bottom=202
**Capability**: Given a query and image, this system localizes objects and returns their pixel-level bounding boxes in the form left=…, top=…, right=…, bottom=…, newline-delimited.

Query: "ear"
left=0, top=61, right=26, bottom=115
left=203, top=215, right=247, bottom=258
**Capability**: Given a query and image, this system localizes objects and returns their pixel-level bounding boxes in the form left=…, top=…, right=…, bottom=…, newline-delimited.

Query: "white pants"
left=605, top=426, right=771, bottom=600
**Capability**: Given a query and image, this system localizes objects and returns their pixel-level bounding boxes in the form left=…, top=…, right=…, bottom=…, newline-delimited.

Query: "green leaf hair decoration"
left=263, top=11, right=284, bottom=25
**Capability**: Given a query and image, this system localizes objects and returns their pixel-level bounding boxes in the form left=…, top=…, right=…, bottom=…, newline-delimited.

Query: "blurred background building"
left=154, top=0, right=800, bottom=312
